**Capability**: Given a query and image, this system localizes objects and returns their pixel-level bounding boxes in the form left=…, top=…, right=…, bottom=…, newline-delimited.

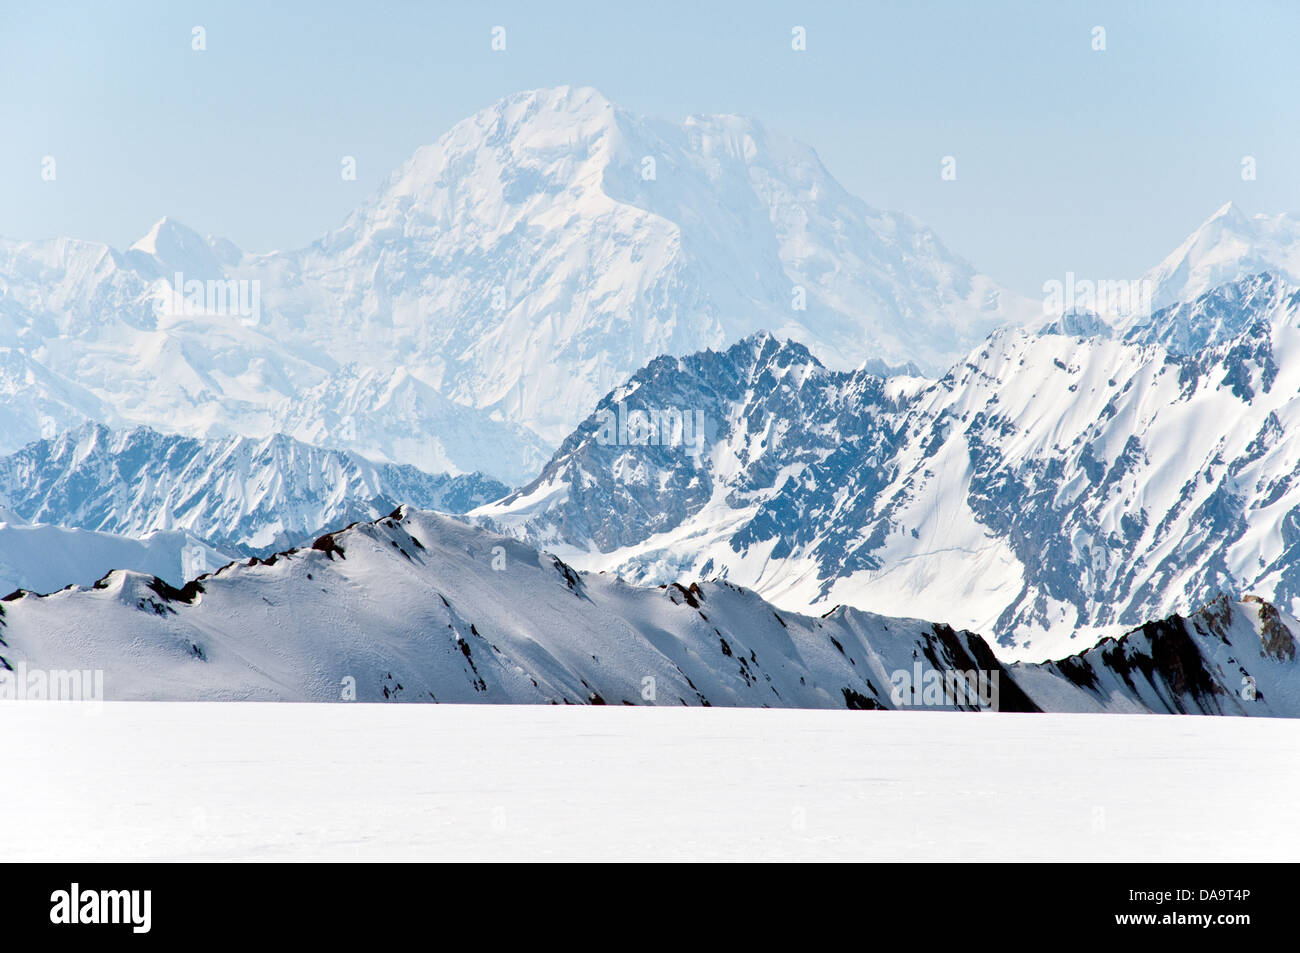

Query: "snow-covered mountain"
left=475, top=331, right=907, bottom=553
left=1013, top=594, right=1300, bottom=716
left=0, top=85, right=1031, bottom=478
left=1137, top=202, right=1300, bottom=316
left=1122, top=270, right=1294, bottom=353
left=2, top=507, right=1294, bottom=714
left=476, top=276, right=1300, bottom=660
left=239, top=85, right=1029, bottom=441
left=0, top=423, right=505, bottom=556
left=9, top=86, right=1300, bottom=667
left=0, top=219, right=549, bottom=483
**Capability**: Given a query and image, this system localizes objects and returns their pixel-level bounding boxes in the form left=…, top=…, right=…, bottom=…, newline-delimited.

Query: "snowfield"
left=4, top=703, right=1297, bottom=862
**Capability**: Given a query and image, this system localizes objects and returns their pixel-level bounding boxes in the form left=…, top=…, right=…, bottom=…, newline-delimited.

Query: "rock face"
left=1, top=508, right=1295, bottom=715
left=1014, top=595, right=1300, bottom=716
left=475, top=274, right=1300, bottom=660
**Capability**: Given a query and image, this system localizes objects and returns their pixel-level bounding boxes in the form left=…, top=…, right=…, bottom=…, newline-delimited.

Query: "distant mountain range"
left=0, top=85, right=1040, bottom=480
left=4, top=89, right=1295, bottom=483
left=0, top=423, right=505, bottom=561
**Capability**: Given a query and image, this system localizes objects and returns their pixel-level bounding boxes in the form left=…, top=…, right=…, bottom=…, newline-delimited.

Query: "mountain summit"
left=0, top=86, right=1033, bottom=472
left=243, top=84, right=1034, bottom=442
left=1139, top=201, right=1300, bottom=316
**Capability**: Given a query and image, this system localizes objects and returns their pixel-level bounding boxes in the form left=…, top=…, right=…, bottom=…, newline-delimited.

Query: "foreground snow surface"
left=5, top=703, right=1297, bottom=862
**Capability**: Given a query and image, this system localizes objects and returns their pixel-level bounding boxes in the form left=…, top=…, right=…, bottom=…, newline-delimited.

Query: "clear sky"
left=2, top=0, right=1297, bottom=296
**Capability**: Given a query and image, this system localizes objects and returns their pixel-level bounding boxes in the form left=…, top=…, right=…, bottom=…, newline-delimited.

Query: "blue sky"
left=2, top=0, right=1297, bottom=295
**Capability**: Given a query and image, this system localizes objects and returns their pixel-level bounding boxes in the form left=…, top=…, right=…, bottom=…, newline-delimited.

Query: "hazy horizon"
left=4, top=1, right=1298, bottom=297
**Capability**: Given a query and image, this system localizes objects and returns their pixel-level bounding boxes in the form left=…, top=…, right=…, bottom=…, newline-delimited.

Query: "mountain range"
left=6, top=86, right=1300, bottom=705
left=476, top=272, right=1300, bottom=660
left=0, top=422, right=505, bottom=561
left=5, top=89, right=1295, bottom=484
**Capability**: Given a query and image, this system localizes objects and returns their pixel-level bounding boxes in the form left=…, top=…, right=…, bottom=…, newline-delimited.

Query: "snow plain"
left=4, top=703, right=1297, bottom=862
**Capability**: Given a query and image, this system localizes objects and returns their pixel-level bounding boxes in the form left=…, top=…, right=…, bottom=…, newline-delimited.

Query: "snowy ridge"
left=0, top=508, right=1026, bottom=707
left=1014, top=595, right=1300, bottom=716
left=0, top=507, right=1295, bottom=715
left=1123, top=271, right=1297, bottom=353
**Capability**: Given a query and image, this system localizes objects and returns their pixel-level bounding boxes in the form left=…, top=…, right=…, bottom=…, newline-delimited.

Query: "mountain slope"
left=1, top=508, right=1294, bottom=715
left=475, top=277, right=1300, bottom=660
left=1014, top=595, right=1300, bottom=716
left=1123, top=271, right=1296, bottom=353
left=0, top=423, right=506, bottom=556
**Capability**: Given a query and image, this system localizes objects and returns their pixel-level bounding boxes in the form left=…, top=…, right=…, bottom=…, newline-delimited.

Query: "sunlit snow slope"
left=2, top=508, right=1296, bottom=715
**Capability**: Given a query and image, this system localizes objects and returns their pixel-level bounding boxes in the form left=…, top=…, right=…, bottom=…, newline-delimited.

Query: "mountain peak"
left=305, top=83, right=1027, bottom=438
left=440, top=85, right=620, bottom=148
left=1141, top=203, right=1300, bottom=313
left=464, top=84, right=621, bottom=140
left=498, top=84, right=615, bottom=114
left=1192, top=200, right=1256, bottom=241
left=127, top=216, right=224, bottom=280
left=129, top=216, right=204, bottom=256
left=1206, top=200, right=1248, bottom=226
left=730, top=331, right=823, bottom=371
